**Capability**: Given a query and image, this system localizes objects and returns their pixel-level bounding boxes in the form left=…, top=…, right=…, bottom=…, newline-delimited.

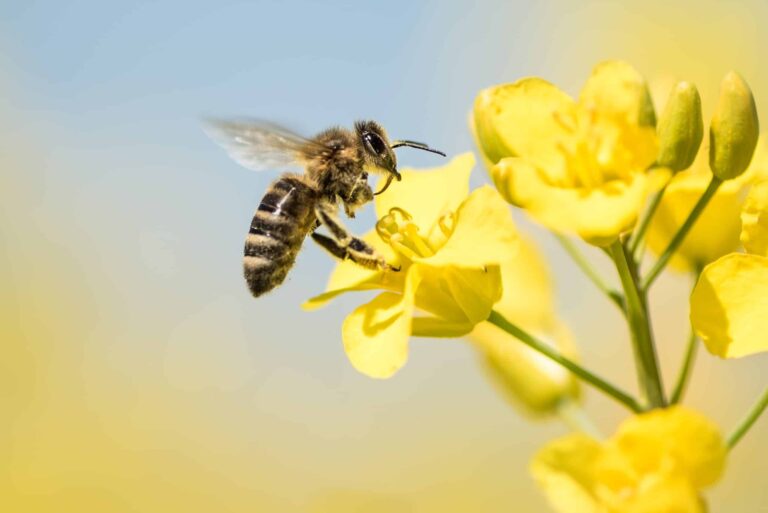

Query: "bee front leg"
left=313, top=201, right=398, bottom=271
left=341, top=175, right=374, bottom=218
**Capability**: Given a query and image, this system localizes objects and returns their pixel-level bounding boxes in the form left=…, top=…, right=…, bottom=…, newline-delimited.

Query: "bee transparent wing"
left=204, top=118, right=327, bottom=172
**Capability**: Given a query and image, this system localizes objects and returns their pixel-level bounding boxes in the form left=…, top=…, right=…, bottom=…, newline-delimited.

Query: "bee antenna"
left=391, top=140, right=447, bottom=157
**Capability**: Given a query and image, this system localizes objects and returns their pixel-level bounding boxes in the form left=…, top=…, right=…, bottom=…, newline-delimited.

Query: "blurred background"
left=2, top=0, right=767, bottom=511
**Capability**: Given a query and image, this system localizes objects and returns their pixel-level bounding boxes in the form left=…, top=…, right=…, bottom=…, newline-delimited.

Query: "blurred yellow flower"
left=740, top=178, right=768, bottom=255
left=531, top=406, right=726, bottom=513
left=304, top=153, right=519, bottom=378
left=646, top=135, right=768, bottom=272
left=688, top=140, right=768, bottom=358
left=469, top=234, right=580, bottom=417
left=473, top=61, right=660, bottom=246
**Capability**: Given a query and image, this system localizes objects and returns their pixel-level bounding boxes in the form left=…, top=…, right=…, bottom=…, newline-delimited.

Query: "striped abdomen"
left=244, top=175, right=318, bottom=297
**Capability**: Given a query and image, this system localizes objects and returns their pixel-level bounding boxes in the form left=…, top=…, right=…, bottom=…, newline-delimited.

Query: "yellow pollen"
left=389, top=233, right=420, bottom=260
left=438, top=212, right=456, bottom=238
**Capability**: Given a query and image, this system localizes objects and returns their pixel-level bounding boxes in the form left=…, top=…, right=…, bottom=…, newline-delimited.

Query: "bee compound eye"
left=364, top=132, right=387, bottom=155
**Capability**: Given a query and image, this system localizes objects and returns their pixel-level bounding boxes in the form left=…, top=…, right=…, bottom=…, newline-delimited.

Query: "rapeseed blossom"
left=691, top=178, right=768, bottom=358
left=303, top=62, right=768, bottom=513
left=304, top=153, right=518, bottom=378
left=532, top=407, right=726, bottom=513
left=473, top=61, right=660, bottom=246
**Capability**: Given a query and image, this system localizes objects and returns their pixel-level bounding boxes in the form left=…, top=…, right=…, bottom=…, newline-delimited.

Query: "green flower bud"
left=657, top=81, right=703, bottom=172
left=638, top=82, right=657, bottom=128
left=709, top=71, right=760, bottom=180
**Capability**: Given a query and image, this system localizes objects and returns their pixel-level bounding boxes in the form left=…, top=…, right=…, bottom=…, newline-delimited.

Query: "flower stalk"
left=670, top=330, right=699, bottom=404
left=628, top=181, right=669, bottom=258
left=554, top=233, right=623, bottom=309
left=609, top=241, right=666, bottom=408
left=642, top=176, right=723, bottom=289
left=487, top=309, right=643, bottom=413
left=728, top=384, right=768, bottom=449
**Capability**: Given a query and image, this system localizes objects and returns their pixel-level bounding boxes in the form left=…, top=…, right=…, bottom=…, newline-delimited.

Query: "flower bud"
left=638, top=82, right=658, bottom=128
left=709, top=71, right=759, bottom=180
left=656, top=81, right=703, bottom=172
left=472, top=86, right=516, bottom=165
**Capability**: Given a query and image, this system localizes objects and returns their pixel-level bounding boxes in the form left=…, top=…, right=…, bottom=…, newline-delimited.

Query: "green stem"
left=487, top=310, right=643, bottom=413
left=669, top=330, right=698, bottom=404
left=629, top=182, right=669, bottom=257
left=728, top=385, right=768, bottom=449
left=609, top=241, right=666, bottom=408
left=642, top=176, right=722, bottom=290
left=555, top=233, right=623, bottom=309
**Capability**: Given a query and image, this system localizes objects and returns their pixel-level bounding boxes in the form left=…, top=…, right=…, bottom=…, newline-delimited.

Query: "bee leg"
left=311, top=232, right=397, bottom=271
left=310, top=232, right=348, bottom=260
left=341, top=177, right=374, bottom=218
left=313, top=202, right=398, bottom=271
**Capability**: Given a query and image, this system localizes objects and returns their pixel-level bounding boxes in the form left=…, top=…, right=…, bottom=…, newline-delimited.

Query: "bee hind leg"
left=312, top=203, right=398, bottom=271
left=310, top=232, right=399, bottom=271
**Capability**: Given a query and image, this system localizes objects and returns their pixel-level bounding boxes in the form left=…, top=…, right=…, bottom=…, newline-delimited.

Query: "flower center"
left=375, top=208, right=455, bottom=260
left=552, top=108, right=620, bottom=188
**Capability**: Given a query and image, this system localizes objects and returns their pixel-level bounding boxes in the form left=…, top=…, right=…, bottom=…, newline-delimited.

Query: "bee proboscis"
left=205, top=119, right=445, bottom=297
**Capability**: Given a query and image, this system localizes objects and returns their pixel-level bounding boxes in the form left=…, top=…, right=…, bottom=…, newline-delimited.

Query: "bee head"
left=356, top=120, right=399, bottom=180
left=356, top=120, right=447, bottom=196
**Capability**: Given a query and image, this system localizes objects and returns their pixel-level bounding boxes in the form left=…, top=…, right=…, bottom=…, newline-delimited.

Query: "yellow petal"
left=375, top=152, right=473, bottom=233
left=471, top=321, right=580, bottom=416
left=607, top=468, right=703, bottom=513
left=411, top=317, right=474, bottom=337
left=741, top=179, right=768, bottom=256
left=341, top=266, right=424, bottom=378
left=493, top=157, right=651, bottom=246
left=530, top=433, right=603, bottom=513
left=739, top=134, right=768, bottom=184
left=647, top=172, right=743, bottom=271
left=419, top=186, right=519, bottom=268
left=579, top=60, right=656, bottom=127
left=473, top=78, right=574, bottom=180
left=691, top=253, right=768, bottom=358
left=341, top=291, right=412, bottom=378
left=611, top=406, right=727, bottom=489
left=303, top=280, right=387, bottom=312
left=494, top=232, right=555, bottom=326
left=413, top=265, right=502, bottom=325
left=442, top=265, right=502, bottom=324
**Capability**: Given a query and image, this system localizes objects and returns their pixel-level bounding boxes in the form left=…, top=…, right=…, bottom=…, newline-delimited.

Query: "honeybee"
left=205, top=119, right=445, bottom=297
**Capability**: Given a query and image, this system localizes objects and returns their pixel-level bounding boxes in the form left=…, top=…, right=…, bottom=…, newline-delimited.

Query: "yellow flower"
left=690, top=179, right=768, bottom=358
left=473, top=61, right=660, bottom=246
left=531, top=406, right=726, bottom=513
left=647, top=136, right=768, bottom=271
left=740, top=177, right=768, bottom=255
left=304, top=153, right=519, bottom=378
left=469, top=234, right=580, bottom=416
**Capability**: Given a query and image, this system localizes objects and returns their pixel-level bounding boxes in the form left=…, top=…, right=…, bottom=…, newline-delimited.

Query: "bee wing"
left=204, top=118, right=327, bottom=172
